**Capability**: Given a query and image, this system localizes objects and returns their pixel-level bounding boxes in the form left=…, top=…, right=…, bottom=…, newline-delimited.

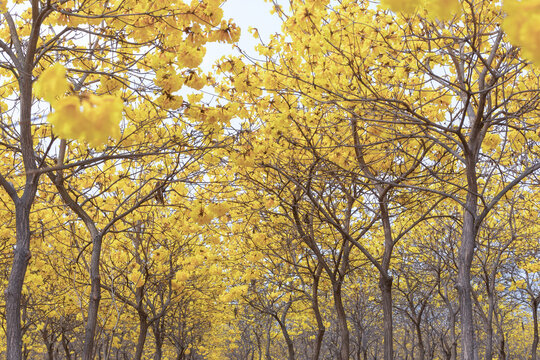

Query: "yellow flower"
left=503, top=0, right=540, bottom=64
left=382, top=0, right=460, bottom=19
left=34, top=63, right=70, bottom=104
left=47, top=94, right=123, bottom=147
left=382, top=0, right=422, bottom=13
left=47, top=95, right=82, bottom=138
left=128, top=270, right=144, bottom=288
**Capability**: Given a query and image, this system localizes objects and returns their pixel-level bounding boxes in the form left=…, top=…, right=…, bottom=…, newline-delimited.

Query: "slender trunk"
left=498, top=332, right=506, bottom=360
left=152, top=321, right=164, bottom=360
left=82, top=233, right=104, bottom=360
left=482, top=287, right=495, bottom=360
left=449, top=306, right=457, bottom=360
left=6, top=77, right=38, bottom=360
left=415, top=319, right=425, bottom=360
left=134, top=312, right=149, bottom=360
left=379, top=274, right=393, bottom=360
left=276, top=316, right=295, bottom=360
left=265, top=323, right=272, bottom=360
left=46, top=337, right=54, bottom=360
left=485, top=315, right=493, bottom=360
left=175, top=346, right=185, bottom=360
left=379, top=198, right=394, bottom=360
left=457, top=186, right=479, bottom=360
left=6, top=204, right=33, bottom=360
left=255, top=332, right=262, bottom=360
left=41, top=327, right=55, bottom=360
left=532, top=299, right=539, bottom=360
left=62, top=331, right=72, bottom=360
left=334, top=280, right=350, bottom=360
left=312, top=265, right=325, bottom=360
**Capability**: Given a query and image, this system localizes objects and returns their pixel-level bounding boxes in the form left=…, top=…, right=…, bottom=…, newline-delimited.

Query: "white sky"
left=201, top=0, right=283, bottom=71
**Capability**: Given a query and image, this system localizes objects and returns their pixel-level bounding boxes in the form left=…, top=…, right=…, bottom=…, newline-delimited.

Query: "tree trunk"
left=62, top=331, right=72, bottom=360
left=265, top=323, right=272, bottom=360
left=5, top=74, right=38, bottom=360
left=46, top=336, right=54, bottom=360
left=276, top=316, right=295, bottom=360
left=152, top=321, right=164, bottom=360
left=134, top=312, right=149, bottom=360
left=457, top=185, right=479, bottom=360
left=379, top=198, right=394, bottom=360
left=480, top=286, right=495, bottom=360
left=6, top=204, right=33, bottom=360
left=415, top=319, right=425, bottom=360
left=334, top=280, right=350, bottom=360
left=312, top=265, right=325, bottom=360
left=82, top=233, right=104, bottom=360
left=449, top=305, right=457, bottom=360
left=532, top=298, right=539, bottom=360
left=379, top=274, right=393, bottom=360
left=485, top=313, right=493, bottom=360
left=498, top=332, right=506, bottom=360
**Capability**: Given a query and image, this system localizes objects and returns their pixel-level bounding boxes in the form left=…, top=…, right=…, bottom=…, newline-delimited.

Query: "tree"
left=0, top=0, right=239, bottom=358
left=218, top=1, right=540, bottom=359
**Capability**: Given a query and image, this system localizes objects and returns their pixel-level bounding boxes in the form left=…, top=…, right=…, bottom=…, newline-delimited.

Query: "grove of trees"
left=0, top=0, right=538, bottom=359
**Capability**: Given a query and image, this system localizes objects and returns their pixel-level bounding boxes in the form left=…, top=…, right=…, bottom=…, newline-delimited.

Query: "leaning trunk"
left=276, top=317, right=295, bottom=360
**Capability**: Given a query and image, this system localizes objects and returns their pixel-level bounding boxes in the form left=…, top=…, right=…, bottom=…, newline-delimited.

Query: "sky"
left=201, top=0, right=283, bottom=71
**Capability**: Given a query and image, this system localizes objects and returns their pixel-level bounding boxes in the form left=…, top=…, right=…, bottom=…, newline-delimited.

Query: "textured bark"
left=379, top=275, right=393, bottom=360
left=4, top=62, right=39, bottom=359
left=152, top=320, right=164, bottom=360
left=133, top=283, right=149, bottom=360
left=449, top=305, right=457, bottom=360
left=334, top=280, right=350, bottom=360
left=414, top=319, right=425, bottom=360
left=498, top=333, right=506, bottom=360
left=82, top=233, right=103, bottom=360
left=379, top=199, right=394, bottom=360
left=532, top=298, right=539, bottom=360
left=485, top=306, right=494, bottom=360
left=457, top=189, right=479, bottom=360
left=6, top=205, right=32, bottom=360
left=62, top=331, right=72, bottom=360
left=134, top=312, right=149, bottom=360
left=274, top=299, right=295, bottom=360
left=312, top=265, right=325, bottom=360
left=265, top=323, right=272, bottom=360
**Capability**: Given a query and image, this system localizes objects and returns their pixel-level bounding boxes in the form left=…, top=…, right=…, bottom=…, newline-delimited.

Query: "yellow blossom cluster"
left=382, top=0, right=460, bottom=19
left=34, top=64, right=123, bottom=147
left=503, top=0, right=540, bottom=64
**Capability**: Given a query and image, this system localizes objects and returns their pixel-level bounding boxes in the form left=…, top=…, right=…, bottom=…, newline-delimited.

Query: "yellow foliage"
left=503, top=0, right=540, bottom=64
left=482, top=132, right=501, bottom=152
left=48, top=94, right=123, bottom=147
left=175, top=270, right=189, bottom=283
left=34, top=64, right=70, bottom=104
left=128, top=270, right=144, bottom=288
left=382, top=0, right=460, bottom=19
